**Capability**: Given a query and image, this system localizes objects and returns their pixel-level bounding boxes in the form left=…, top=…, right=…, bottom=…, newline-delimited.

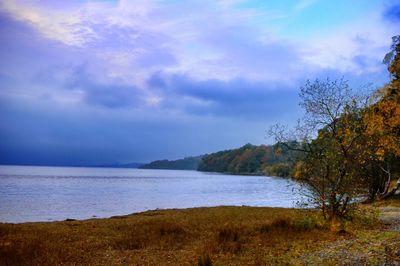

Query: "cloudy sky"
left=0, top=0, right=399, bottom=165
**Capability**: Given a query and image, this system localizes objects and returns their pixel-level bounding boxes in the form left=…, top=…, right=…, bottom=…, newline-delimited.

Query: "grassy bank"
left=1, top=206, right=399, bottom=265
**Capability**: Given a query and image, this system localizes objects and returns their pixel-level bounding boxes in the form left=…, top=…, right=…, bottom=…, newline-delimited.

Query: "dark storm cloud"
left=0, top=102, right=137, bottom=165
left=0, top=99, right=266, bottom=165
left=148, top=72, right=301, bottom=119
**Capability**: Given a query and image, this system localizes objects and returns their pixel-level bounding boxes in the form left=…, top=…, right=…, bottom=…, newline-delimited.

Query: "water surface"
left=0, top=165, right=302, bottom=223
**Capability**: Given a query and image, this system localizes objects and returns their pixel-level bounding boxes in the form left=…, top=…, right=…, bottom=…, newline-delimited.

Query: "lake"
left=0, top=165, right=303, bottom=223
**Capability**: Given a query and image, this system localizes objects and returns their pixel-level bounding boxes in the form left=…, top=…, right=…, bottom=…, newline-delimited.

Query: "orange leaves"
left=364, top=86, right=400, bottom=159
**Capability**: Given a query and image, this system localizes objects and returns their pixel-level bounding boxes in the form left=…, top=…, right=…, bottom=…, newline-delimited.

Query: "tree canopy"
left=269, top=37, right=400, bottom=229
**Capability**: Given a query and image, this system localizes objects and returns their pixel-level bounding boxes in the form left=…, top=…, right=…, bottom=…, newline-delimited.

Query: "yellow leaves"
left=363, top=85, right=400, bottom=159
left=375, top=149, right=385, bottom=161
left=292, top=161, right=306, bottom=180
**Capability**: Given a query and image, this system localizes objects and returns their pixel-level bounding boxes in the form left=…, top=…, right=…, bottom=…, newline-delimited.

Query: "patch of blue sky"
left=236, top=0, right=382, bottom=39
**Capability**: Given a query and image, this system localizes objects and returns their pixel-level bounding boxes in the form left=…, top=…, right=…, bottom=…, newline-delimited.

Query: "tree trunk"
left=376, top=164, right=399, bottom=200
left=380, top=178, right=400, bottom=199
left=330, top=214, right=337, bottom=232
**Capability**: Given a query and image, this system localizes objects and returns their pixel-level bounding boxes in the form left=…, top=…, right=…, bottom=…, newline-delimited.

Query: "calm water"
left=0, top=165, right=303, bottom=223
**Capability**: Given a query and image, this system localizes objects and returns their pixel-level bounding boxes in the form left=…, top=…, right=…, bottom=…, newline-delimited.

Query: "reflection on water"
left=0, top=165, right=303, bottom=223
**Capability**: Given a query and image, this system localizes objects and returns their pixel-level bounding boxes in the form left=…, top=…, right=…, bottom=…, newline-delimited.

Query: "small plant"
left=259, top=218, right=290, bottom=234
left=216, top=224, right=242, bottom=253
left=198, top=253, right=213, bottom=266
left=293, top=215, right=320, bottom=231
left=218, top=226, right=239, bottom=243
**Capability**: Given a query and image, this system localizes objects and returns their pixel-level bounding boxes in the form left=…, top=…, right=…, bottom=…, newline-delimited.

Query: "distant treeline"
left=198, top=143, right=298, bottom=176
left=141, top=143, right=299, bottom=177
left=139, top=156, right=202, bottom=170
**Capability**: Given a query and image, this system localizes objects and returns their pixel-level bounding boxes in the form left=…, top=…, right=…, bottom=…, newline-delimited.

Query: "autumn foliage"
left=270, top=36, right=400, bottom=225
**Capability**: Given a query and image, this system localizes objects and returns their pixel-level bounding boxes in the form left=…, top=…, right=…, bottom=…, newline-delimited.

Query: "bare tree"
left=269, top=78, right=368, bottom=231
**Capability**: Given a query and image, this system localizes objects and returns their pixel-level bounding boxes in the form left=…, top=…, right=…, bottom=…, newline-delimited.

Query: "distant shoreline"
left=0, top=163, right=144, bottom=169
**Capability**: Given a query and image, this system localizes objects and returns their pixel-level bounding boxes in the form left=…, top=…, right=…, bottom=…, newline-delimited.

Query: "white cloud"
left=300, top=11, right=397, bottom=74
left=0, top=0, right=96, bottom=46
left=1, top=0, right=397, bottom=90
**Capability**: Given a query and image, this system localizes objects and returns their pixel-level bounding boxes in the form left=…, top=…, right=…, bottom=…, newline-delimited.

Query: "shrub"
left=198, top=252, right=213, bottom=266
left=216, top=224, right=243, bottom=254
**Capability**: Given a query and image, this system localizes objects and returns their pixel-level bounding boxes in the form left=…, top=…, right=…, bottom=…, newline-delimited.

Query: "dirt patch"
left=301, top=207, right=400, bottom=265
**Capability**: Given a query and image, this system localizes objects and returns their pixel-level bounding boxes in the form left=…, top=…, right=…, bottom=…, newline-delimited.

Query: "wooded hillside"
left=139, top=156, right=202, bottom=170
left=198, top=143, right=298, bottom=176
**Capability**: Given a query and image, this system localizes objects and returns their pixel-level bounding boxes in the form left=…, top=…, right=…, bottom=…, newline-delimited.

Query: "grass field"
left=1, top=205, right=400, bottom=265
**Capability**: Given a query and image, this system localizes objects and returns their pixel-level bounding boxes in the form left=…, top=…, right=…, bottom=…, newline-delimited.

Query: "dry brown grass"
left=0, top=206, right=396, bottom=265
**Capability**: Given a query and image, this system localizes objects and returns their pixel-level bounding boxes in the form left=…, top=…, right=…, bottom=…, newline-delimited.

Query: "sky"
left=0, top=0, right=399, bottom=165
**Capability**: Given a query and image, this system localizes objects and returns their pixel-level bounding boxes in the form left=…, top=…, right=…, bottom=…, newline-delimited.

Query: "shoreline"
left=0, top=205, right=300, bottom=225
left=1, top=205, right=400, bottom=265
